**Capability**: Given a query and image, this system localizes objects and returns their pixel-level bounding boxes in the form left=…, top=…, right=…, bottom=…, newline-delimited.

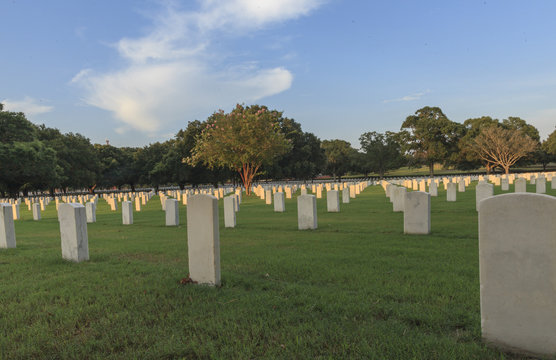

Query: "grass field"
left=1, top=182, right=554, bottom=359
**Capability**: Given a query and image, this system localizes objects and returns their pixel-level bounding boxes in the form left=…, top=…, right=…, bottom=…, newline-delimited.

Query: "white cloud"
left=72, top=0, right=322, bottom=133
left=383, top=90, right=431, bottom=103
left=1, top=96, right=53, bottom=116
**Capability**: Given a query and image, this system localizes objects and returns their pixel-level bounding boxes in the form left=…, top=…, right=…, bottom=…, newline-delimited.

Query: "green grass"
left=1, top=183, right=554, bottom=359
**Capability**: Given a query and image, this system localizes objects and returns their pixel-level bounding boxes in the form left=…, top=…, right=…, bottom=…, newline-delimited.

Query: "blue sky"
left=2, top=0, right=556, bottom=148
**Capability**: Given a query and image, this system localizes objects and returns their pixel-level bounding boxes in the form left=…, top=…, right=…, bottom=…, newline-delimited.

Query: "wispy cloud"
left=72, top=0, right=323, bottom=134
left=383, top=90, right=431, bottom=103
left=1, top=96, right=53, bottom=116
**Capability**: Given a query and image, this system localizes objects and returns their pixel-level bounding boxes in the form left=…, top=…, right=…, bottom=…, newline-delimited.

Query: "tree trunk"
left=429, top=162, right=434, bottom=176
left=503, top=165, right=510, bottom=174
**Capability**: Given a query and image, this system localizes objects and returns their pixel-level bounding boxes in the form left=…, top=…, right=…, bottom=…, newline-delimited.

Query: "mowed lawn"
left=1, top=182, right=553, bottom=359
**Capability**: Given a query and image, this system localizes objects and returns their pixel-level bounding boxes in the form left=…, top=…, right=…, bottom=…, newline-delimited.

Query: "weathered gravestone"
left=297, top=195, right=317, bottom=230
left=479, top=193, right=556, bottom=357
left=274, top=192, right=285, bottom=212
left=447, top=182, right=457, bottom=202
left=165, top=199, right=179, bottom=226
left=514, top=178, right=526, bottom=193
left=536, top=176, right=546, bottom=194
left=392, top=186, right=406, bottom=212
left=265, top=189, right=272, bottom=205
left=32, top=203, right=41, bottom=221
left=342, top=187, right=350, bottom=204
left=223, top=196, right=236, bottom=228
left=58, top=203, right=89, bottom=262
left=429, top=181, right=438, bottom=197
left=0, top=203, right=16, bottom=248
left=403, top=191, right=430, bottom=234
left=501, top=178, right=509, bottom=191
left=85, top=202, right=96, bottom=223
left=186, top=194, right=220, bottom=286
left=475, top=181, right=494, bottom=211
left=122, top=201, right=133, bottom=225
left=327, top=190, right=340, bottom=212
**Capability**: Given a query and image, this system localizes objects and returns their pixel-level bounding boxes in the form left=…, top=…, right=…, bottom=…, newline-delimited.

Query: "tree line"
left=1, top=103, right=555, bottom=198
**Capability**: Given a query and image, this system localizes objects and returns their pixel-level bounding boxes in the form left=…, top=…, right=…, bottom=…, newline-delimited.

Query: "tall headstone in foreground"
left=403, top=191, right=430, bottom=234
left=32, top=203, right=41, bottom=221
left=85, top=202, right=96, bottom=223
left=122, top=201, right=133, bottom=225
left=274, top=192, right=285, bottom=212
left=58, top=203, right=89, bottom=262
left=186, top=194, right=220, bottom=286
left=479, top=193, right=556, bottom=357
left=223, top=196, right=235, bottom=228
left=475, top=181, right=494, bottom=211
left=0, top=203, right=16, bottom=248
left=327, top=190, right=340, bottom=212
left=446, top=182, right=457, bottom=202
left=514, top=177, right=526, bottom=193
left=297, top=194, right=317, bottom=230
left=165, top=199, right=179, bottom=226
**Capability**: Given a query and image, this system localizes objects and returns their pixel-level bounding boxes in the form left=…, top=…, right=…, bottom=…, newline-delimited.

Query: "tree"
left=454, top=116, right=500, bottom=172
left=472, top=126, right=537, bottom=174
left=321, top=139, right=354, bottom=181
left=399, top=107, right=464, bottom=175
left=37, top=127, right=100, bottom=192
left=189, top=104, right=291, bottom=195
left=0, top=140, right=59, bottom=197
left=543, top=128, right=556, bottom=155
left=263, top=118, right=325, bottom=180
left=359, top=131, right=404, bottom=178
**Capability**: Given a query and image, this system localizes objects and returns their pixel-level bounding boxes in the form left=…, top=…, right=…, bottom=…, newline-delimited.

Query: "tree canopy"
left=189, top=104, right=291, bottom=195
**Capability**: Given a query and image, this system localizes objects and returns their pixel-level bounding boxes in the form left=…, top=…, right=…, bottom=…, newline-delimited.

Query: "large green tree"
left=264, top=118, right=325, bottom=180
left=38, top=126, right=100, bottom=192
left=189, top=104, right=291, bottom=195
left=399, top=107, right=464, bottom=175
left=359, top=131, right=404, bottom=178
left=321, top=139, right=354, bottom=181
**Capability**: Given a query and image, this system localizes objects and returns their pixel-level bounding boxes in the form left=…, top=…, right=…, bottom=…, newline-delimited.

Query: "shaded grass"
left=1, top=182, right=554, bottom=359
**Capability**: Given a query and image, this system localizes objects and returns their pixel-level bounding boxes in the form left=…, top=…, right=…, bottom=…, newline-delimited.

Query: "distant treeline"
left=1, top=103, right=555, bottom=198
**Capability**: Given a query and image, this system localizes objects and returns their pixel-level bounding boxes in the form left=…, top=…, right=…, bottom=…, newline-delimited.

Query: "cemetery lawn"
left=2, top=184, right=553, bottom=359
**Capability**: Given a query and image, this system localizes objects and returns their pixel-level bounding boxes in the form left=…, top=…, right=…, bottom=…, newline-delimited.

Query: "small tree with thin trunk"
left=473, top=126, right=537, bottom=174
left=188, top=104, right=291, bottom=195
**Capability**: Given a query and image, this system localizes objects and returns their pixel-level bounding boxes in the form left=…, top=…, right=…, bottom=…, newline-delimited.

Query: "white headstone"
left=274, top=192, right=285, bottom=212
left=32, top=203, right=41, bottom=221
left=85, top=202, right=96, bottom=223
left=428, top=181, right=438, bottom=197
left=224, top=196, right=236, bottom=228
left=0, top=203, right=16, bottom=248
left=447, top=183, right=457, bottom=202
left=58, top=203, right=89, bottom=262
left=265, top=189, right=272, bottom=205
left=297, top=195, right=317, bottom=230
left=403, top=191, right=430, bottom=234
left=514, top=178, right=527, bottom=193
left=501, top=178, right=509, bottom=191
left=342, top=187, right=350, bottom=204
left=326, top=190, right=340, bottom=212
left=392, top=187, right=406, bottom=212
left=186, top=195, right=220, bottom=286
left=479, top=193, right=556, bottom=357
left=122, top=201, right=133, bottom=225
left=475, top=181, right=494, bottom=212
left=536, top=176, right=546, bottom=194
left=165, top=199, right=179, bottom=226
